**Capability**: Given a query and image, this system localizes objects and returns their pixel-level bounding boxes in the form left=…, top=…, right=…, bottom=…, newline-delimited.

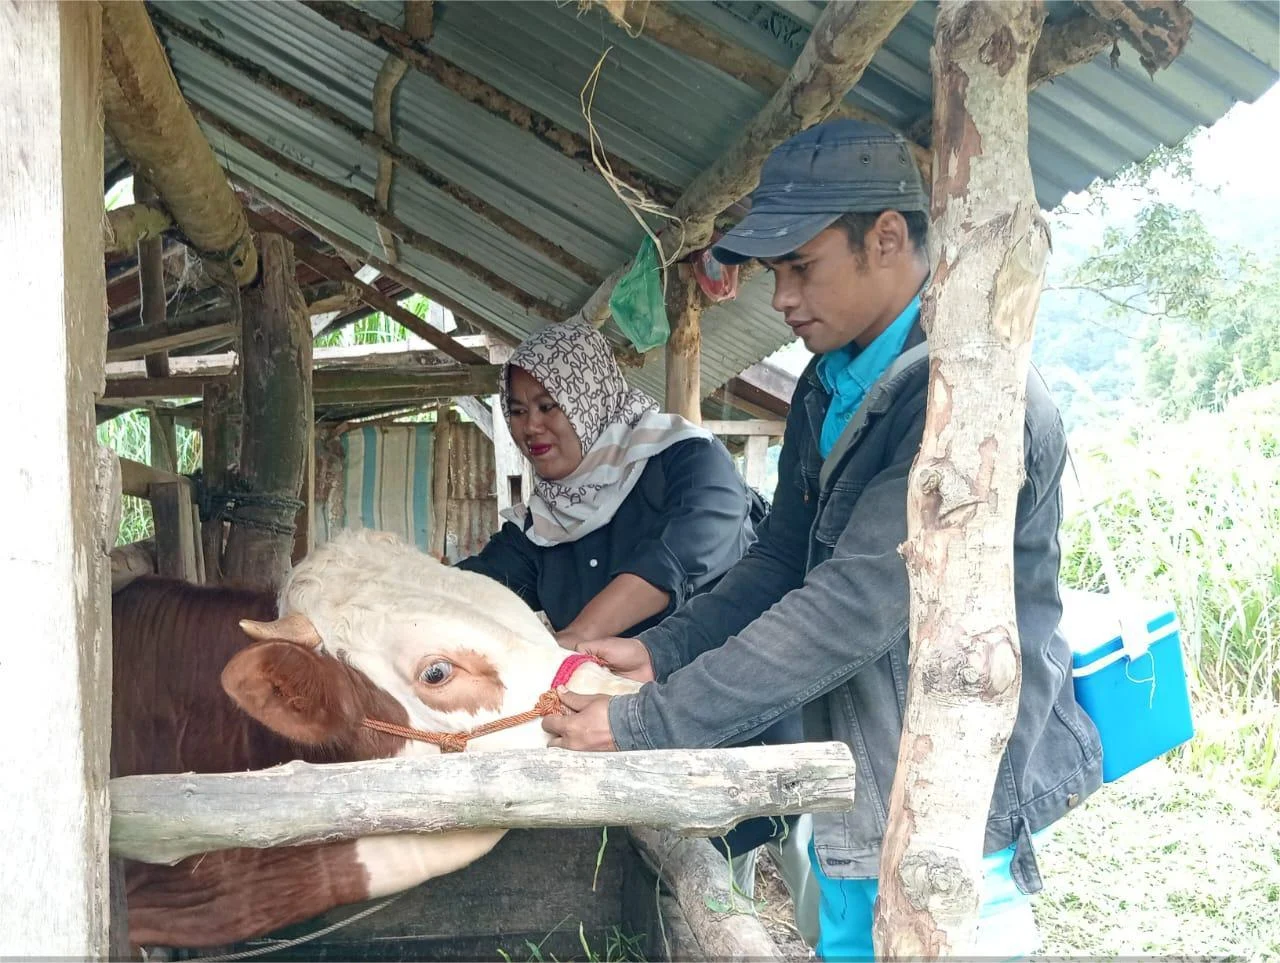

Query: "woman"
left=457, top=319, right=758, bottom=646
left=458, top=320, right=807, bottom=918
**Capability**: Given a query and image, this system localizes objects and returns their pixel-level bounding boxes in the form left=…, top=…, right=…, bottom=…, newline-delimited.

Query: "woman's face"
left=506, top=366, right=584, bottom=481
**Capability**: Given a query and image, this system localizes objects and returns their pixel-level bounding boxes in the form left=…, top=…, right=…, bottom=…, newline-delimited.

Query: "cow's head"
left=221, top=530, right=632, bottom=756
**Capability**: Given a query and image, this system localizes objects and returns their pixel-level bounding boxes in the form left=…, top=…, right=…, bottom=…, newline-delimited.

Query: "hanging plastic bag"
left=609, top=236, right=669, bottom=352
left=693, top=242, right=740, bottom=303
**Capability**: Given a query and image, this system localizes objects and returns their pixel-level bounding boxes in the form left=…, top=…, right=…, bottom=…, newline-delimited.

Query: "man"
left=543, top=119, right=1102, bottom=959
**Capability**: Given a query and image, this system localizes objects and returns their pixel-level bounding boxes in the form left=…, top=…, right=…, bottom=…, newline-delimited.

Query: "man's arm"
left=636, top=406, right=814, bottom=680
left=610, top=400, right=927, bottom=752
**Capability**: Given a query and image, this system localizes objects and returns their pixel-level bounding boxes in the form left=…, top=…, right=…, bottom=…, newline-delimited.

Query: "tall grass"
left=1060, top=382, right=1280, bottom=802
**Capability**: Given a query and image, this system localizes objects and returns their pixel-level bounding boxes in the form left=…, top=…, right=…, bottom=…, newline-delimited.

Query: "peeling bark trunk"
left=664, top=264, right=703, bottom=422
left=873, top=2, right=1050, bottom=956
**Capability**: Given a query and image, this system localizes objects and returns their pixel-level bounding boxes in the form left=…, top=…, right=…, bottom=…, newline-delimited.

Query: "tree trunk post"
left=874, top=1, right=1050, bottom=956
left=0, top=3, right=112, bottom=954
left=222, top=233, right=312, bottom=591
left=664, top=264, right=703, bottom=423
left=201, top=380, right=241, bottom=583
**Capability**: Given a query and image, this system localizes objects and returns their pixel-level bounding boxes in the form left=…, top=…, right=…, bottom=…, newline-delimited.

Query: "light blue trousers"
left=807, top=837, right=1041, bottom=961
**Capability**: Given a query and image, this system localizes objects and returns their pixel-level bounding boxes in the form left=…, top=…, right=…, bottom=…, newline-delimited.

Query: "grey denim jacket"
left=607, top=328, right=1103, bottom=891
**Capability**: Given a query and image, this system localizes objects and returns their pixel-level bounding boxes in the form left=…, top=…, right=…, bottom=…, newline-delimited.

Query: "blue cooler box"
left=1059, top=588, right=1195, bottom=783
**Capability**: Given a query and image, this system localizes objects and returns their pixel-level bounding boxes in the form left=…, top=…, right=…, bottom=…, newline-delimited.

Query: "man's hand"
left=543, top=690, right=618, bottom=751
left=575, top=636, right=656, bottom=684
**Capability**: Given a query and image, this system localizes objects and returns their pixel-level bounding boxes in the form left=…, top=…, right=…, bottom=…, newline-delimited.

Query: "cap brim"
left=711, top=211, right=842, bottom=265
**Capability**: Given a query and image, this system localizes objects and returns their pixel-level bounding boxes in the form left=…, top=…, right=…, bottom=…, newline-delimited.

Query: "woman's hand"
left=575, top=637, right=656, bottom=684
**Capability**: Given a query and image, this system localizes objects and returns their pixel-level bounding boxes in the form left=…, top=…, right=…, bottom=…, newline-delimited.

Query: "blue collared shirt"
left=816, top=291, right=922, bottom=458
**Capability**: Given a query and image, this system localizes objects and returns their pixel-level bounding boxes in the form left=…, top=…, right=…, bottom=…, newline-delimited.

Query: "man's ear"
left=221, top=641, right=362, bottom=746
left=871, top=210, right=909, bottom=263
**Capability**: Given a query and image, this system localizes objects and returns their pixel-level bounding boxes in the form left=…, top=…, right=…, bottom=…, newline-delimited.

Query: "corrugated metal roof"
left=146, top=0, right=1278, bottom=403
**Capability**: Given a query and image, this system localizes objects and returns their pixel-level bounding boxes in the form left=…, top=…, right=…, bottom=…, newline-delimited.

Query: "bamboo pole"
left=100, top=1, right=256, bottom=286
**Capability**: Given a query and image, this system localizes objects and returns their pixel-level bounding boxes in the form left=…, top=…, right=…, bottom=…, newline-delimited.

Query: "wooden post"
left=134, top=176, right=171, bottom=378
left=664, top=264, right=703, bottom=423
left=487, top=343, right=532, bottom=515
left=0, top=3, right=111, bottom=955
left=743, top=435, right=769, bottom=492
left=148, top=408, right=177, bottom=474
left=431, top=407, right=453, bottom=561
left=151, top=480, right=199, bottom=582
left=222, top=233, right=312, bottom=591
left=873, top=2, right=1050, bottom=956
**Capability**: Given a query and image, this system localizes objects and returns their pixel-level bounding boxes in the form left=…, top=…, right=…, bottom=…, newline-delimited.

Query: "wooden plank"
left=106, top=311, right=237, bottom=361
left=222, top=233, right=313, bottom=592
left=150, top=480, right=198, bottom=582
left=0, top=3, right=112, bottom=955
left=103, top=366, right=501, bottom=404
left=743, top=435, right=769, bottom=492
left=487, top=344, right=533, bottom=514
left=117, top=456, right=190, bottom=500
left=110, top=540, right=156, bottom=592
left=702, top=419, right=788, bottom=437
left=109, top=742, right=856, bottom=864
left=148, top=410, right=177, bottom=474
left=134, top=177, right=171, bottom=378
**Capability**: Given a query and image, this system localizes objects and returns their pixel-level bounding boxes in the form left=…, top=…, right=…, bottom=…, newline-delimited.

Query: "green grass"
left=1061, top=382, right=1280, bottom=805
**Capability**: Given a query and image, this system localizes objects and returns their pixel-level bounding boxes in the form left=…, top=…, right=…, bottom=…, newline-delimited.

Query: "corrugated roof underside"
left=148, top=0, right=1278, bottom=401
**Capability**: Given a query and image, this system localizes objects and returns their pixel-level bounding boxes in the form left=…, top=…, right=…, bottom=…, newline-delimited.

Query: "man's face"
left=763, top=216, right=911, bottom=355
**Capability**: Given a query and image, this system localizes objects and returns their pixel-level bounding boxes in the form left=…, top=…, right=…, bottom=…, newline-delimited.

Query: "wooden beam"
left=196, top=106, right=564, bottom=322
left=244, top=209, right=490, bottom=366
left=742, top=435, right=769, bottom=492
left=0, top=3, right=112, bottom=954
left=664, top=264, right=703, bottom=422
left=875, top=2, right=1050, bottom=955
left=573, top=0, right=913, bottom=326
left=102, top=201, right=172, bottom=255
left=629, top=827, right=783, bottom=961
left=222, top=233, right=313, bottom=592
left=109, top=742, right=855, bottom=864
left=150, top=8, right=601, bottom=284
left=302, top=0, right=680, bottom=210
left=100, top=0, right=256, bottom=285
left=586, top=0, right=932, bottom=176
left=106, top=311, right=237, bottom=362
left=117, top=456, right=191, bottom=500
left=701, top=419, right=787, bottom=437
left=104, top=366, right=501, bottom=404
left=431, top=408, right=453, bottom=561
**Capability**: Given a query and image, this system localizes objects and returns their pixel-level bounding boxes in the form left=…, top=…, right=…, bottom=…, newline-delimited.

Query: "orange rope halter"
left=360, top=653, right=602, bottom=753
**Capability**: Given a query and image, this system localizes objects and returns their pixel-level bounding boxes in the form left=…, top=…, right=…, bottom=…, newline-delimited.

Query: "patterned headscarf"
left=499, top=320, right=711, bottom=547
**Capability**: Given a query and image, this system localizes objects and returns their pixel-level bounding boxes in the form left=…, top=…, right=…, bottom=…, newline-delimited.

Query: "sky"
left=763, top=79, right=1280, bottom=377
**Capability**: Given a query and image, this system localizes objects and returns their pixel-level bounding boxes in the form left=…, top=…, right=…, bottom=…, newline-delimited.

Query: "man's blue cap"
left=712, top=120, right=927, bottom=265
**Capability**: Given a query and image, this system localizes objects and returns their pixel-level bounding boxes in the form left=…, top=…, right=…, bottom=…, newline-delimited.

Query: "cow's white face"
left=227, top=529, right=637, bottom=756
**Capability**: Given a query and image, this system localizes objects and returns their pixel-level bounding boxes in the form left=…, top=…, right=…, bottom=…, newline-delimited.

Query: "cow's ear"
left=221, top=642, right=362, bottom=745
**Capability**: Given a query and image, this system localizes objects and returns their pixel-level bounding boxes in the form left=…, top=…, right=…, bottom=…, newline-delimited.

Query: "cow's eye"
left=419, top=661, right=453, bottom=685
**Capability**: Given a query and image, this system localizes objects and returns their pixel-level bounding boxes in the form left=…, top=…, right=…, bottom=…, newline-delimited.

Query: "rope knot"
left=438, top=732, right=470, bottom=753
left=534, top=691, right=563, bottom=716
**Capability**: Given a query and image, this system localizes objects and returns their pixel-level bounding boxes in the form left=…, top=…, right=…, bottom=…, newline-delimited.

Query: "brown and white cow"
left=114, top=528, right=639, bottom=949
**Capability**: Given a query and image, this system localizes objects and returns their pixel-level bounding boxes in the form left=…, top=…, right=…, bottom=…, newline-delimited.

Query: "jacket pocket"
left=814, top=482, right=863, bottom=548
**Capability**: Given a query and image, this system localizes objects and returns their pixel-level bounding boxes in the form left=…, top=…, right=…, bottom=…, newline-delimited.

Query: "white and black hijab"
left=500, top=320, right=711, bottom=547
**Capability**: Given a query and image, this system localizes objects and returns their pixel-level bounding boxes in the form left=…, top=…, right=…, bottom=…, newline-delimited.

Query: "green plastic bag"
left=608, top=236, right=670, bottom=352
